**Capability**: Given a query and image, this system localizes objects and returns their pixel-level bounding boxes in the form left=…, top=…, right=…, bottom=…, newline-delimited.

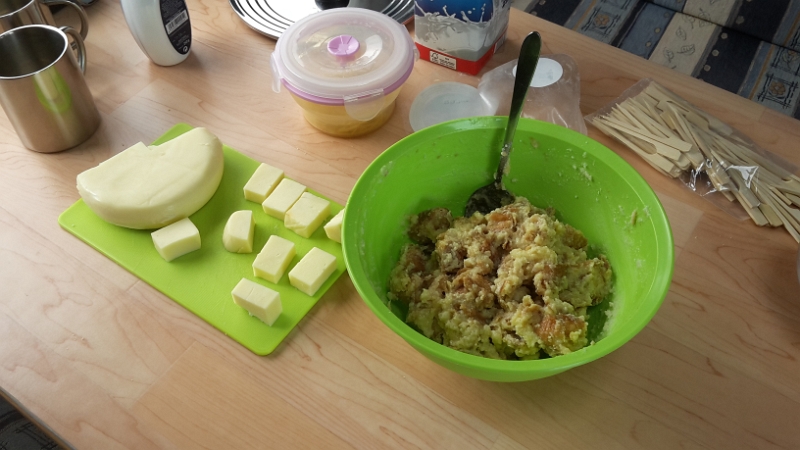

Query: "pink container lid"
left=327, top=34, right=360, bottom=57
left=270, top=8, right=417, bottom=107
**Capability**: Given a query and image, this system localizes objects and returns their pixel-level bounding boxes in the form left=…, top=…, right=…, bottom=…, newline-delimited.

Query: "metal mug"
left=0, top=0, right=89, bottom=38
left=0, top=24, right=100, bottom=153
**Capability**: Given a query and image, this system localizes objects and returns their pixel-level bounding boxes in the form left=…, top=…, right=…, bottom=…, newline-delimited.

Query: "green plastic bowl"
left=342, top=117, right=674, bottom=382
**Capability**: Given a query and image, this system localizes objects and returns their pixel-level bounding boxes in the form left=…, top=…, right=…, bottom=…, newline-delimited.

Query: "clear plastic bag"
left=585, top=79, right=800, bottom=241
left=478, top=54, right=587, bottom=135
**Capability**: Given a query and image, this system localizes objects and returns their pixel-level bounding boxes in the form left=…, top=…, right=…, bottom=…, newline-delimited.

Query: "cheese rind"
left=151, top=217, right=201, bottom=261
left=231, top=278, right=282, bottom=326
left=222, top=210, right=255, bottom=253
left=243, top=163, right=284, bottom=203
left=324, top=209, right=344, bottom=243
left=76, top=127, right=224, bottom=229
left=262, top=179, right=306, bottom=220
left=288, top=247, right=337, bottom=296
left=253, top=235, right=296, bottom=283
left=284, top=192, right=331, bottom=238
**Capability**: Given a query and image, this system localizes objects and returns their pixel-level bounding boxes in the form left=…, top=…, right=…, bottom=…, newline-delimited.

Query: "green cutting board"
left=58, top=123, right=346, bottom=355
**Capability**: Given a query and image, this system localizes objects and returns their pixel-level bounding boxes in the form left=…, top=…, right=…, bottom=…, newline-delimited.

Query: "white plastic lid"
left=409, top=82, right=495, bottom=132
left=271, top=8, right=416, bottom=108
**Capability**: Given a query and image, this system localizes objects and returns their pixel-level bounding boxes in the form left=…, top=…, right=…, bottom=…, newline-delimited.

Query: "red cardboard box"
left=414, top=0, right=511, bottom=75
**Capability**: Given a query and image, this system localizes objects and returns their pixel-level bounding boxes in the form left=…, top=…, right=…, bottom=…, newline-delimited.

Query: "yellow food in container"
left=270, top=8, right=417, bottom=138
left=288, top=90, right=402, bottom=138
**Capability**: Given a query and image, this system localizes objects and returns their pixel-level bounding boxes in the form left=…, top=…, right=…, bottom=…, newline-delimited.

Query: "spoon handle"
left=494, top=31, right=542, bottom=185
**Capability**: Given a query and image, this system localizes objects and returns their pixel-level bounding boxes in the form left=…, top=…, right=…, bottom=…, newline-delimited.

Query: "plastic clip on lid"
left=271, top=8, right=416, bottom=121
left=343, top=88, right=387, bottom=121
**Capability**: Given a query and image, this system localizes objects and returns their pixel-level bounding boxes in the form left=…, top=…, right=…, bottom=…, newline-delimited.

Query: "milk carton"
left=414, top=0, right=510, bottom=75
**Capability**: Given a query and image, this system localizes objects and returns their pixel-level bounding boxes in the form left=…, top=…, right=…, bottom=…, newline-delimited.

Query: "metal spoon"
left=465, top=31, right=542, bottom=217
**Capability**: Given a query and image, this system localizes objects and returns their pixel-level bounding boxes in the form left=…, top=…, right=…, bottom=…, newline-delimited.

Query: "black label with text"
left=161, top=0, right=191, bottom=54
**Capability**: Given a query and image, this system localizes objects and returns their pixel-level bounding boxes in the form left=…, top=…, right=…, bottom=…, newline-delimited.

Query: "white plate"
left=230, top=0, right=414, bottom=39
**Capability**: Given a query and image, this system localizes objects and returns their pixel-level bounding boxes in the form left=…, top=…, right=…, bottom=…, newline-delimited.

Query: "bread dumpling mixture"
left=388, top=198, right=612, bottom=360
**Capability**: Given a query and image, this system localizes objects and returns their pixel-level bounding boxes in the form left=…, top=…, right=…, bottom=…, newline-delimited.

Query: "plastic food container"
left=270, top=8, right=417, bottom=138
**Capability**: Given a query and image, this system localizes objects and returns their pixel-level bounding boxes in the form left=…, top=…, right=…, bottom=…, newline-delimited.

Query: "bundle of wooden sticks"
left=587, top=80, right=800, bottom=243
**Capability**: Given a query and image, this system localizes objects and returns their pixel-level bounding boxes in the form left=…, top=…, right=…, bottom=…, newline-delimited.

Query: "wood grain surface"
left=1, top=2, right=798, bottom=449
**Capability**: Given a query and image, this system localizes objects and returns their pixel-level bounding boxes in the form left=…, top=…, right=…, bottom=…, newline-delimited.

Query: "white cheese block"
left=231, top=278, right=282, bottom=326
left=243, top=163, right=284, bottom=203
left=284, top=192, right=331, bottom=238
left=288, top=247, right=337, bottom=296
left=151, top=217, right=201, bottom=262
left=76, top=127, right=224, bottom=229
left=222, top=210, right=255, bottom=253
left=323, top=209, right=344, bottom=243
left=262, top=178, right=306, bottom=220
left=252, top=235, right=296, bottom=283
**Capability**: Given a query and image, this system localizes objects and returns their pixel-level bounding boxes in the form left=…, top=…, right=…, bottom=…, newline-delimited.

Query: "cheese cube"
left=288, top=247, right=337, bottom=296
left=284, top=192, right=331, bottom=238
left=222, top=210, right=255, bottom=253
left=231, top=278, right=282, bottom=326
left=243, top=163, right=284, bottom=203
left=252, top=235, right=296, bottom=283
left=324, top=209, right=344, bottom=243
left=262, top=178, right=306, bottom=220
left=151, top=217, right=201, bottom=262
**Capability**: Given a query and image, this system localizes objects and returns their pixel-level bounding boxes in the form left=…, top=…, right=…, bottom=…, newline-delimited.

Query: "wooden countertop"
left=1, top=2, right=799, bottom=449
